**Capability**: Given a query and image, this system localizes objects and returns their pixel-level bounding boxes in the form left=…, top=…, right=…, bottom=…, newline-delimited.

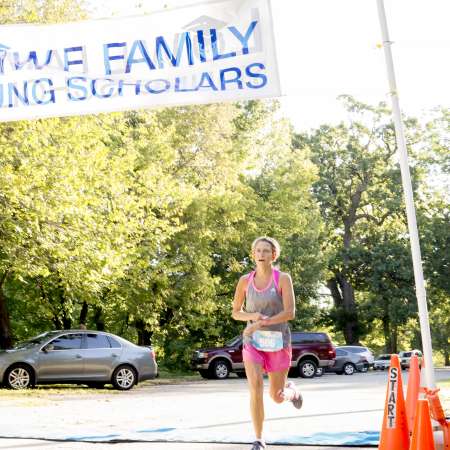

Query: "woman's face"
left=252, top=241, right=275, bottom=267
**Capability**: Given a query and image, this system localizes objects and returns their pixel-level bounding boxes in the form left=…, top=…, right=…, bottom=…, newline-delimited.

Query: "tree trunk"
left=0, top=272, right=13, bottom=349
left=79, top=301, right=88, bottom=327
left=327, top=275, right=360, bottom=344
left=56, top=278, right=72, bottom=329
left=335, top=272, right=360, bottom=344
left=382, top=316, right=390, bottom=352
left=330, top=180, right=368, bottom=346
left=327, top=278, right=343, bottom=308
left=391, top=325, right=398, bottom=354
left=135, top=319, right=152, bottom=346
left=93, top=305, right=105, bottom=331
left=382, top=315, right=396, bottom=353
left=444, top=349, right=449, bottom=367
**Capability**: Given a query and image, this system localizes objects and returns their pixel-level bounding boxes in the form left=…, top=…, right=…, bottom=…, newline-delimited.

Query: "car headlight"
left=197, top=352, right=208, bottom=358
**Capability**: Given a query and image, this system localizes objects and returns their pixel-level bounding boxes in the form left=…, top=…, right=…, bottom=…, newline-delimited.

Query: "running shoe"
left=250, top=441, right=266, bottom=449
left=286, top=380, right=303, bottom=409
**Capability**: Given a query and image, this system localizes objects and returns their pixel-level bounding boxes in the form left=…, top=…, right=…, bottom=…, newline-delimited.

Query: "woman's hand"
left=243, top=320, right=263, bottom=336
left=251, top=312, right=266, bottom=321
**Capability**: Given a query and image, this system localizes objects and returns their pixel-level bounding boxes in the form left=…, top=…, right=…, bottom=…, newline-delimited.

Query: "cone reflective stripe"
left=410, top=399, right=436, bottom=450
left=406, top=355, right=421, bottom=433
left=378, top=354, right=409, bottom=450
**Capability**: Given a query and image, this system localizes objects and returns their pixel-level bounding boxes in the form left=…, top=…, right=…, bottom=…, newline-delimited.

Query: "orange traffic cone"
left=406, top=355, right=421, bottom=433
left=410, top=399, right=436, bottom=450
left=378, top=354, right=410, bottom=450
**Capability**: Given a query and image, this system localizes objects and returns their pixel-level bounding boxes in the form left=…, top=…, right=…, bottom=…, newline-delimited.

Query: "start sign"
left=386, top=366, right=398, bottom=428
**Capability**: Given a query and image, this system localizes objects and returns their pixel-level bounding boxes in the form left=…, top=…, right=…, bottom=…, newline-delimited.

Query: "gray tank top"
left=243, top=270, right=291, bottom=348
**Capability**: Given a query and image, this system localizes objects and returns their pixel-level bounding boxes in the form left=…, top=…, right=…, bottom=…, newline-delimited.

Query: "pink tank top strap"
left=245, top=271, right=256, bottom=293
left=273, top=269, right=281, bottom=294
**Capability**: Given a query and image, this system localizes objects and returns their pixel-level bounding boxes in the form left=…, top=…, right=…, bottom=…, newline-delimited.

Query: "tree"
left=295, top=96, right=425, bottom=345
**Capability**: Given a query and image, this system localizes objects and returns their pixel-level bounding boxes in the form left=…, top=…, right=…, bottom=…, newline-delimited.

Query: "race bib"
left=251, top=330, right=283, bottom=352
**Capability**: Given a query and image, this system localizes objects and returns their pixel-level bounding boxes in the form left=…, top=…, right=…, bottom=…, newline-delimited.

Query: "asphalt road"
left=0, top=368, right=448, bottom=450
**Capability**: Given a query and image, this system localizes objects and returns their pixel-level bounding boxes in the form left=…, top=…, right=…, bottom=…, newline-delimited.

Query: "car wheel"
left=343, top=363, right=355, bottom=375
left=236, top=371, right=247, bottom=378
left=210, top=359, right=230, bottom=379
left=298, top=360, right=317, bottom=379
left=315, top=367, right=324, bottom=377
left=112, top=365, right=137, bottom=390
left=198, top=369, right=211, bottom=379
left=5, top=364, right=34, bottom=389
left=359, top=364, right=369, bottom=373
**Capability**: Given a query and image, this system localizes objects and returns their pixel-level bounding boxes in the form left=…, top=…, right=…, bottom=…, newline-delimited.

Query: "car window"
left=346, top=348, right=361, bottom=353
left=107, top=335, right=122, bottom=348
left=225, top=336, right=241, bottom=347
left=315, top=333, right=330, bottom=343
left=336, top=349, right=346, bottom=356
left=292, top=333, right=329, bottom=344
left=403, top=352, right=412, bottom=357
left=15, top=331, right=61, bottom=349
left=86, top=333, right=111, bottom=349
left=49, top=334, right=83, bottom=350
left=344, top=347, right=367, bottom=353
left=379, top=355, right=390, bottom=360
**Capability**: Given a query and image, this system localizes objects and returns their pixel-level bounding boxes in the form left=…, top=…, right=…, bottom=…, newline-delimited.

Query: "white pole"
left=376, top=0, right=435, bottom=388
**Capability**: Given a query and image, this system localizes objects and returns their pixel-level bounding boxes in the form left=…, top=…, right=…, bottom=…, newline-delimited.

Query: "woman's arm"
left=232, top=275, right=265, bottom=322
left=260, top=272, right=295, bottom=326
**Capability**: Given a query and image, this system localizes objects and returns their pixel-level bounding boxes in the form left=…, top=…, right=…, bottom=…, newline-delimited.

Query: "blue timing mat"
left=1, top=427, right=380, bottom=446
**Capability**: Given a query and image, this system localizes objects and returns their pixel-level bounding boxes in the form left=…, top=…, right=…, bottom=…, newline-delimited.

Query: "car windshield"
left=378, top=355, right=390, bottom=360
left=14, top=331, right=61, bottom=349
left=225, top=336, right=241, bottom=346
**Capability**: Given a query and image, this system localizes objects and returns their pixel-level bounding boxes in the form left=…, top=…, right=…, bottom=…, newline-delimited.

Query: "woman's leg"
left=268, top=369, right=289, bottom=403
left=268, top=370, right=303, bottom=409
left=244, top=360, right=265, bottom=440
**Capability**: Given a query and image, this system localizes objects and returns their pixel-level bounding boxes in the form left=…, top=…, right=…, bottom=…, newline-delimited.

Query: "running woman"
left=232, top=237, right=302, bottom=450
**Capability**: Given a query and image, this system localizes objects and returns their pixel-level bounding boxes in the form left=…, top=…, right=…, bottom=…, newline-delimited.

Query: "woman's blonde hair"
left=251, top=236, right=281, bottom=261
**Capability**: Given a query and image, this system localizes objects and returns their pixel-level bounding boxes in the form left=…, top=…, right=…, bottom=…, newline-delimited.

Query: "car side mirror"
left=43, top=343, right=54, bottom=352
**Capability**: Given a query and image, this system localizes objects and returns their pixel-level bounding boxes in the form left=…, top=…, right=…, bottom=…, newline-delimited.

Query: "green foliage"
left=295, top=96, right=449, bottom=352
left=0, top=1, right=447, bottom=366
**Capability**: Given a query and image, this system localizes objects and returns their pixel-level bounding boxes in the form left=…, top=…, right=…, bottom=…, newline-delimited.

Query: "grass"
left=0, top=368, right=202, bottom=399
left=437, top=378, right=450, bottom=388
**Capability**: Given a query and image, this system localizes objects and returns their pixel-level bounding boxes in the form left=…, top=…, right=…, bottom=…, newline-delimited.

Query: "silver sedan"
left=0, top=330, right=158, bottom=390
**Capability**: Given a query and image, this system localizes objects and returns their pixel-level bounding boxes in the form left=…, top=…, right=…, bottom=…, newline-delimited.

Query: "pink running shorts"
left=243, top=343, right=292, bottom=373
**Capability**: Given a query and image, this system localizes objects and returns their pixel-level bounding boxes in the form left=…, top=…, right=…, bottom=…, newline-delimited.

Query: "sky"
left=90, top=0, right=449, bottom=131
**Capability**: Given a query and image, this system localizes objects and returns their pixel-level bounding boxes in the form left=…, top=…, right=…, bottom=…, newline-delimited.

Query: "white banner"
left=0, top=0, right=280, bottom=122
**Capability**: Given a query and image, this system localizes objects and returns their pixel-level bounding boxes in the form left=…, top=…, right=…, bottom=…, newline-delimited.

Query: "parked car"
left=0, top=330, right=158, bottom=390
left=373, top=354, right=392, bottom=370
left=326, top=347, right=367, bottom=375
left=398, top=350, right=422, bottom=369
left=191, top=331, right=336, bottom=380
left=338, top=345, right=374, bottom=371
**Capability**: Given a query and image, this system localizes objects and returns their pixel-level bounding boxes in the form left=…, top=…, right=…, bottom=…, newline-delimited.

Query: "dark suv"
left=191, top=332, right=335, bottom=379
